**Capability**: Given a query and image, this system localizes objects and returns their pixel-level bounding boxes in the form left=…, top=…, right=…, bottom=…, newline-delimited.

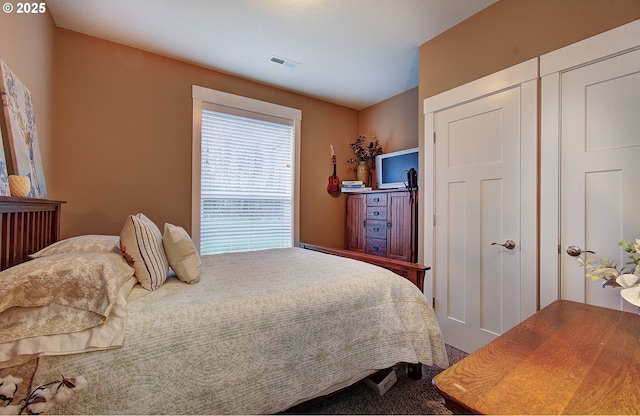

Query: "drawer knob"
left=373, top=227, right=380, bottom=232
left=374, top=197, right=380, bottom=202
left=374, top=211, right=380, bottom=216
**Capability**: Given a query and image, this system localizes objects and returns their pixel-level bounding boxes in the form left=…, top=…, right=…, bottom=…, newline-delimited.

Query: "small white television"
left=375, top=147, right=419, bottom=189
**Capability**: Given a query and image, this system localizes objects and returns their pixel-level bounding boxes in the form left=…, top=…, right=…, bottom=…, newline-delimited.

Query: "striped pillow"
left=119, top=213, right=169, bottom=290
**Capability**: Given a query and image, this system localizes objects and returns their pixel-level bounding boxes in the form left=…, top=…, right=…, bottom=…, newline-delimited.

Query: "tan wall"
left=359, top=87, right=418, bottom=154
left=0, top=11, right=56, bottom=194
left=53, top=29, right=359, bottom=247
left=357, top=88, right=419, bottom=189
left=419, top=0, right=640, bottom=101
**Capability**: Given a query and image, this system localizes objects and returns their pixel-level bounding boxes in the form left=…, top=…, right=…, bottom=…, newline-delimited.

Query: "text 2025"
left=17, top=2, right=46, bottom=13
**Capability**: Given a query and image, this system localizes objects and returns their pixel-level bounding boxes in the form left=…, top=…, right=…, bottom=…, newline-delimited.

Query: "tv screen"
left=376, top=148, right=419, bottom=189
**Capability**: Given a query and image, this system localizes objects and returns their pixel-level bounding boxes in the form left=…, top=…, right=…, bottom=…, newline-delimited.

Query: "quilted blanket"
left=31, top=248, right=448, bottom=414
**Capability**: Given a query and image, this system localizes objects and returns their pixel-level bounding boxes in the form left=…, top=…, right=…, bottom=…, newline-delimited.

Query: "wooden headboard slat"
left=0, top=196, right=64, bottom=270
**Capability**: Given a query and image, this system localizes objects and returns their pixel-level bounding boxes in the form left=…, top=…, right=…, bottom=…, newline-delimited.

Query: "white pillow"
left=163, top=223, right=201, bottom=284
left=119, top=213, right=169, bottom=290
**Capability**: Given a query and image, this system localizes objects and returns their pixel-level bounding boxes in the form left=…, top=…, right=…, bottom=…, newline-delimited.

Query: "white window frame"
left=192, top=85, right=302, bottom=253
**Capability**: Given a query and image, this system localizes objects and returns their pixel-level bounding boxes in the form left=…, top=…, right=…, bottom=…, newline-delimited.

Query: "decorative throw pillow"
left=0, top=252, right=135, bottom=343
left=163, top=223, right=201, bottom=284
left=119, top=213, right=169, bottom=290
left=29, top=235, right=121, bottom=259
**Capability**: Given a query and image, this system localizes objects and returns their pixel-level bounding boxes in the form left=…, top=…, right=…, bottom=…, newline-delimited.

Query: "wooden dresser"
left=345, top=189, right=417, bottom=262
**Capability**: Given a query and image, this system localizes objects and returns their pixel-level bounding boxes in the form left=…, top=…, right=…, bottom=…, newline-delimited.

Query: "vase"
left=8, top=175, right=30, bottom=197
left=356, top=161, right=370, bottom=185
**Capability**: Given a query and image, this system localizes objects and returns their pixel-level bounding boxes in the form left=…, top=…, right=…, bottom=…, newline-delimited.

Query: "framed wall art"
left=0, top=120, right=9, bottom=196
left=0, top=60, right=47, bottom=199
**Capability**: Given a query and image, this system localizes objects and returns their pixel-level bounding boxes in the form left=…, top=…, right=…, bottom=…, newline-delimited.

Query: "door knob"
left=491, top=240, right=516, bottom=250
left=566, top=245, right=595, bottom=257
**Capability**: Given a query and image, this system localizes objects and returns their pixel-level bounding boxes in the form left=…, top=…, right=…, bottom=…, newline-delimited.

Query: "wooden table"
left=432, top=300, right=640, bottom=414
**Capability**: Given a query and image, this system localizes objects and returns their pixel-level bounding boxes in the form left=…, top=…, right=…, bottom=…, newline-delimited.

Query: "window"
left=192, top=86, right=301, bottom=254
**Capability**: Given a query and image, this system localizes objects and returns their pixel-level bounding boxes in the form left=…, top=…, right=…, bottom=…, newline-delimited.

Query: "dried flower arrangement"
left=345, top=135, right=383, bottom=170
left=0, top=374, right=87, bottom=415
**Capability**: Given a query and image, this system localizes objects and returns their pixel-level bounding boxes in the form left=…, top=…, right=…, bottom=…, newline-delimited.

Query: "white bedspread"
left=32, top=248, right=448, bottom=414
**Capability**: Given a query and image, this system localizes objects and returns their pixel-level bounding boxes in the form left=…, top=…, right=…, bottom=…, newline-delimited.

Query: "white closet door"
left=424, top=59, right=538, bottom=353
left=540, top=19, right=640, bottom=311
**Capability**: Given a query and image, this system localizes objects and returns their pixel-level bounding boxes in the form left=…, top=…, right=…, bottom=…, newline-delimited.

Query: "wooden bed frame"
left=299, top=242, right=429, bottom=292
left=0, top=196, right=64, bottom=270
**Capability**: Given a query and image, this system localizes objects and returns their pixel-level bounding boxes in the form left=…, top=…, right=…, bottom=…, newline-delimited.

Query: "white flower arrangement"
left=0, top=375, right=87, bottom=415
left=578, top=238, right=640, bottom=307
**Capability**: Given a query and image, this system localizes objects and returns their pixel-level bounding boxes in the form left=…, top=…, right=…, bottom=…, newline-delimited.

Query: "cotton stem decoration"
left=0, top=375, right=87, bottom=415
left=0, top=376, right=21, bottom=414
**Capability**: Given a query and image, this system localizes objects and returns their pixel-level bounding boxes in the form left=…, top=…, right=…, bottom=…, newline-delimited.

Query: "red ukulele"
left=327, top=145, right=340, bottom=196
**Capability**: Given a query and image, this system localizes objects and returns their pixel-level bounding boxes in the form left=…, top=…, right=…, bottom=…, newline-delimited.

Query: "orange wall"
left=53, top=29, right=359, bottom=246
left=419, top=0, right=640, bottom=101
left=359, top=87, right=419, bottom=154
left=0, top=11, right=56, bottom=192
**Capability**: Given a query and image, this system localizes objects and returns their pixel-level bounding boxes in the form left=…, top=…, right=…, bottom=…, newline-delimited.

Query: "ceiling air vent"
left=269, top=55, right=301, bottom=69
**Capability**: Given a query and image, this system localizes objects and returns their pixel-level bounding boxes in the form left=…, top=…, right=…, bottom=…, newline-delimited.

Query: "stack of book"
left=341, top=180, right=372, bottom=193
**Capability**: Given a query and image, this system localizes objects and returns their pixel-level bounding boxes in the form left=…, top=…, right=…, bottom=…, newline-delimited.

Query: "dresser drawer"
left=366, top=220, right=387, bottom=239
left=367, top=194, right=387, bottom=206
left=366, top=238, right=387, bottom=257
left=367, top=206, right=387, bottom=220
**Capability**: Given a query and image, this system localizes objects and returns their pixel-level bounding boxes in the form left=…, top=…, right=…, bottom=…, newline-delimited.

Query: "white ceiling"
left=45, top=0, right=497, bottom=110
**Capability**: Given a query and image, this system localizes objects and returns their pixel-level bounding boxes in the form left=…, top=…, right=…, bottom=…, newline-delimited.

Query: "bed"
left=0, top=197, right=448, bottom=415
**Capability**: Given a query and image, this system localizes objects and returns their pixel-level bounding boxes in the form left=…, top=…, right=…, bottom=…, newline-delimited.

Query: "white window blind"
left=200, top=107, right=294, bottom=254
